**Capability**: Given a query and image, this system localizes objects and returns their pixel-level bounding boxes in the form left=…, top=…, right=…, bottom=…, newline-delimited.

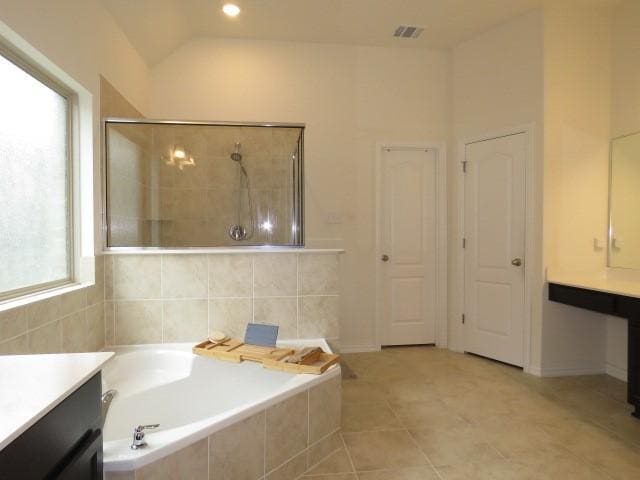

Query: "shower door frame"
left=101, top=117, right=305, bottom=251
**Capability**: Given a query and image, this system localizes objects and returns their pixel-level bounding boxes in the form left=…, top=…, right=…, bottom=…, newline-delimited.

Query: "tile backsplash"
left=0, top=251, right=340, bottom=355
left=0, top=256, right=106, bottom=355
left=104, top=252, right=340, bottom=346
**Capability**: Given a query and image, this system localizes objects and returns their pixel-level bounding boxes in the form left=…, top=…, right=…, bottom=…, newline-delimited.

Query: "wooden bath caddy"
left=192, top=338, right=340, bottom=375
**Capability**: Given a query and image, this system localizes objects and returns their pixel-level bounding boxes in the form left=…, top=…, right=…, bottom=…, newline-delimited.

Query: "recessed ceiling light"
left=222, top=3, right=241, bottom=17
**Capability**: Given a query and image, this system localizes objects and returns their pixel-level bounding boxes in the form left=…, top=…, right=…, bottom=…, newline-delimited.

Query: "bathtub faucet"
left=130, top=424, right=160, bottom=450
left=101, top=389, right=118, bottom=427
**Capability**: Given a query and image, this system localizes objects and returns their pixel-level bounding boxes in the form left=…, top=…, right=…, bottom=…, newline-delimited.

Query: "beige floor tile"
left=539, top=419, right=628, bottom=456
left=590, top=411, right=640, bottom=447
left=429, top=376, right=481, bottom=397
left=389, top=399, right=469, bottom=431
left=409, top=425, right=503, bottom=467
left=583, top=446, right=640, bottom=480
left=435, top=460, right=527, bottom=480
left=508, top=451, right=614, bottom=480
left=342, top=380, right=388, bottom=404
left=305, top=448, right=353, bottom=475
left=572, top=375, right=628, bottom=403
left=302, top=474, right=357, bottom=480
left=473, top=415, right=566, bottom=459
left=439, top=390, right=514, bottom=423
left=339, top=347, right=638, bottom=480
left=346, top=351, right=424, bottom=382
left=307, top=431, right=343, bottom=468
left=356, top=466, right=440, bottom=480
left=503, top=393, right=572, bottom=425
left=266, top=450, right=307, bottom=480
left=548, top=386, right=630, bottom=419
left=342, top=430, right=429, bottom=471
left=380, top=379, right=439, bottom=403
left=342, top=402, right=402, bottom=432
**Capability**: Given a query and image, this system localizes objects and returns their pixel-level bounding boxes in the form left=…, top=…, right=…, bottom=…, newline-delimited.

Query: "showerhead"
left=230, top=142, right=242, bottom=162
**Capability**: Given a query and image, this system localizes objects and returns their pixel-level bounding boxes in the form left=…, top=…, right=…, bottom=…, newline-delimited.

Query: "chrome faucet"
left=130, top=424, right=160, bottom=450
left=101, top=389, right=118, bottom=427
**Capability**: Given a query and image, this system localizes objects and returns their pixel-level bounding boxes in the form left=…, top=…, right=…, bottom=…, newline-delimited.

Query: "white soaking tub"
left=102, top=339, right=340, bottom=473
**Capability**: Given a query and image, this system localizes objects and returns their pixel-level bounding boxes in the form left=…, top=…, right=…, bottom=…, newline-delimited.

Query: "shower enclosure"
left=103, top=119, right=304, bottom=248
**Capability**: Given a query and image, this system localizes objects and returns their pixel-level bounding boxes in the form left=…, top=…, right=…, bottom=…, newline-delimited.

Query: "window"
left=0, top=46, right=73, bottom=300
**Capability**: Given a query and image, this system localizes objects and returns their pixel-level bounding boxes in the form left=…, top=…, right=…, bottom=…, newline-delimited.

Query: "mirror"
left=609, top=131, right=640, bottom=268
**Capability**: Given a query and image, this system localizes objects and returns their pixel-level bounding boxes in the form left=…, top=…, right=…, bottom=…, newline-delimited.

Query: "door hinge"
left=462, top=314, right=466, bottom=324
left=462, top=238, right=466, bottom=249
left=462, top=160, right=467, bottom=173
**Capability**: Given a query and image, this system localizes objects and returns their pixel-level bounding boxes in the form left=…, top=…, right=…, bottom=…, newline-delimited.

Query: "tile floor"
left=302, top=346, right=640, bottom=480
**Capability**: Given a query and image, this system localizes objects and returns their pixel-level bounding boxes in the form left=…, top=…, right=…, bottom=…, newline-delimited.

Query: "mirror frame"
left=101, top=117, right=306, bottom=251
left=608, top=130, right=640, bottom=269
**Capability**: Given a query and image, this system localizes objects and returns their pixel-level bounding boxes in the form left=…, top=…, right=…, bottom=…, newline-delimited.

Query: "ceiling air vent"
left=393, top=25, right=424, bottom=39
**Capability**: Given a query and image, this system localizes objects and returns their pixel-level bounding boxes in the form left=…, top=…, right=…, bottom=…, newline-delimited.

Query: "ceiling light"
left=222, top=4, right=241, bottom=17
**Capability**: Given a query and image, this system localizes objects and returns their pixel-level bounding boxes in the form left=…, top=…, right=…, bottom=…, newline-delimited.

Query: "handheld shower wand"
left=228, top=142, right=254, bottom=241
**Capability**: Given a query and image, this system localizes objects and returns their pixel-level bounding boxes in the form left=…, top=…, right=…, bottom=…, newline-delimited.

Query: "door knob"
left=511, top=258, right=522, bottom=267
left=381, top=254, right=390, bottom=262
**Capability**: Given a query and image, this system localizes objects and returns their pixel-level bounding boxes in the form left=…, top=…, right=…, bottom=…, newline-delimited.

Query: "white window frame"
left=0, top=22, right=94, bottom=307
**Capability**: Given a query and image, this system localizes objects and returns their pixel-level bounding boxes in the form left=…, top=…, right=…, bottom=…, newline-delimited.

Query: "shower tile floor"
left=304, top=346, right=640, bottom=480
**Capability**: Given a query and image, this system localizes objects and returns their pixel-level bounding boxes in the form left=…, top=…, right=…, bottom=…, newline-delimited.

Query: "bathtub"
left=102, top=339, right=341, bottom=473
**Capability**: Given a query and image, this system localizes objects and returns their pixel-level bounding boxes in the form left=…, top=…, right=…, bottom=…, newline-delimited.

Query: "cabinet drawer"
left=0, top=373, right=102, bottom=480
left=548, top=283, right=617, bottom=315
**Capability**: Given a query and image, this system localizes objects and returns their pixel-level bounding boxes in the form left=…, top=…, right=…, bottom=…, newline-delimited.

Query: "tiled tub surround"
left=102, top=345, right=341, bottom=480
left=0, top=256, right=106, bottom=355
left=104, top=252, right=341, bottom=346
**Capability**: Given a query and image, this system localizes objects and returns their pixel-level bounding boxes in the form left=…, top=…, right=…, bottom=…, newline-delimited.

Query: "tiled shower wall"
left=104, top=252, right=340, bottom=346
left=106, top=123, right=302, bottom=248
left=0, top=256, right=106, bottom=355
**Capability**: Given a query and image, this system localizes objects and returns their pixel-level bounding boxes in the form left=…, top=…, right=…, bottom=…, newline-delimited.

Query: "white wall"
left=0, top=0, right=150, bottom=251
left=0, top=0, right=629, bottom=373
left=540, top=0, right=612, bottom=375
left=148, top=38, right=450, bottom=350
left=604, top=0, right=640, bottom=380
left=451, top=10, right=544, bottom=368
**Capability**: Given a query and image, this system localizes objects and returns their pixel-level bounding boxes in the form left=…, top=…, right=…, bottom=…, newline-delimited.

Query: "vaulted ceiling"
left=102, top=0, right=547, bottom=66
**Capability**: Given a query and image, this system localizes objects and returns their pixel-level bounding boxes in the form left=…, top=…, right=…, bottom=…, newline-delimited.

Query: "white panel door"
left=381, top=147, right=437, bottom=346
left=464, top=133, right=526, bottom=366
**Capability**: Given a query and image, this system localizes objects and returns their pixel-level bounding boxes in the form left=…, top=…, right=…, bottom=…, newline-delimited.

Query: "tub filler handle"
left=130, top=424, right=160, bottom=450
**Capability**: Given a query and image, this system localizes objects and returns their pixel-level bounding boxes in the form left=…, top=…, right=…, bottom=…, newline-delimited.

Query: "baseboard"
left=605, top=363, right=628, bottom=382
left=535, top=365, right=606, bottom=377
left=525, top=365, right=542, bottom=377
left=338, top=344, right=380, bottom=353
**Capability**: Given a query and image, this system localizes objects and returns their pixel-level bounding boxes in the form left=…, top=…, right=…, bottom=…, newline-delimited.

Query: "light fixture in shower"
left=222, top=3, right=241, bottom=17
left=173, top=145, right=186, bottom=159
left=165, top=144, right=196, bottom=170
left=261, top=219, right=273, bottom=232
